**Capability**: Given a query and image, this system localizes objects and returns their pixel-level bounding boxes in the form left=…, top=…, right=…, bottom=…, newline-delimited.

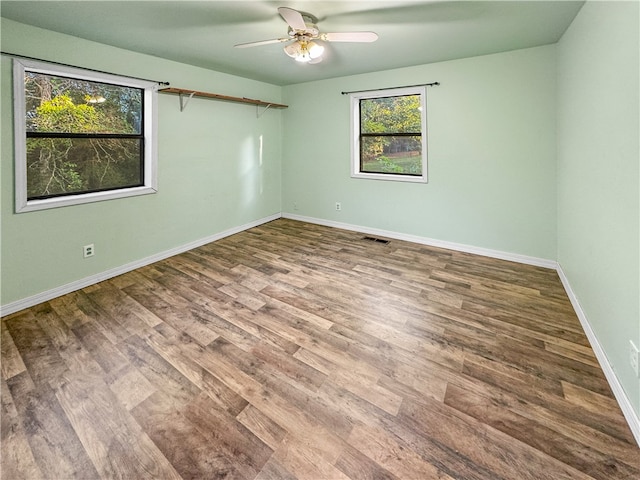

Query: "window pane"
left=25, top=72, right=142, bottom=134
left=26, top=137, right=142, bottom=199
left=361, top=135, right=422, bottom=175
left=360, top=95, right=421, bottom=134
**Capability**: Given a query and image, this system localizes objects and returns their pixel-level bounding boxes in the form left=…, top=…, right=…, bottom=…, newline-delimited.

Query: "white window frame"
left=350, top=86, right=428, bottom=183
left=13, top=58, right=158, bottom=213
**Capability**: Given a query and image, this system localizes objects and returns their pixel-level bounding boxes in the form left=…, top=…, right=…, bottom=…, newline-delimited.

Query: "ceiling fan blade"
left=278, top=7, right=307, bottom=31
left=234, top=38, right=289, bottom=48
left=322, top=32, right=378, bottom=43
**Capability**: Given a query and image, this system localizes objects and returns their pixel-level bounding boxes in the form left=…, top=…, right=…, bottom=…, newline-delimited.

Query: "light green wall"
left=557, top=2, right=640, bottom=414
left=281, top=46, right=557, bottom=260
left=0, top=19, right=283, bottom=306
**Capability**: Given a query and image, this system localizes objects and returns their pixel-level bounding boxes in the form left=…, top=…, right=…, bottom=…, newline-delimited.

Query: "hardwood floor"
left=2, top=218, right=638, bottom=479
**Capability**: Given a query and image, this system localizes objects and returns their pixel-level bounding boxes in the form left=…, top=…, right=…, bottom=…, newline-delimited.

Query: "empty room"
left=1, top=1, right=639, bottom=479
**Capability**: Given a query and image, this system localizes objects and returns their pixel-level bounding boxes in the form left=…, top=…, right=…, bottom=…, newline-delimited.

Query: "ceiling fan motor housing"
left=288, top=23, right=320, bottom=39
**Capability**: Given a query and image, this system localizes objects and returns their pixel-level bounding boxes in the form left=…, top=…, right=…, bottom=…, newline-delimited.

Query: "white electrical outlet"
left=335, top=202, right=341, bottom=211
left=83, top=244, right=95, bottom=258
left=630, top=340, right=639, bottom=378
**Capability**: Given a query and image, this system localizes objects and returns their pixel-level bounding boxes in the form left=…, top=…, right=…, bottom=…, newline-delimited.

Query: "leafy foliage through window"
left=14, top=59, right=157, bottom=212
left=350, top=86, right=427, bottom=183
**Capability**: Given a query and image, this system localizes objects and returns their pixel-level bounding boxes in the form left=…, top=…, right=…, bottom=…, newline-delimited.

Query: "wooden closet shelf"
left=159, top=87, right=288, bottom=110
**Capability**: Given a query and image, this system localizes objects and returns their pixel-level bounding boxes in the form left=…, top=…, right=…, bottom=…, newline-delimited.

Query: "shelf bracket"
left=256, top=103, right=272, bottom=118
left=179, top=91, right=196, bottom=112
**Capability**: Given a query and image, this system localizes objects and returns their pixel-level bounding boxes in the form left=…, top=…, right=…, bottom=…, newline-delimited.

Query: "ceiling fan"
left=234, top=7, right=378, bottom=64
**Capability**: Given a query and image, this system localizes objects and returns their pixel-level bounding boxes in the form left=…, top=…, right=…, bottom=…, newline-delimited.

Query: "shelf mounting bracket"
left=179, top=91, right=196, bottom=112
left=256, top=103, right=272, bottom=118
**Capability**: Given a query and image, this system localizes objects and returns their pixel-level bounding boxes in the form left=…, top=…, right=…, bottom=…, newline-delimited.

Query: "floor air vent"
left=362, top=236, right=390, bottom=244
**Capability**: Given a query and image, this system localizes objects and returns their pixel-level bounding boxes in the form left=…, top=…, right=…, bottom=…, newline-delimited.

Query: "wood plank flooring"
left=2, top=218, right=638, bottom=479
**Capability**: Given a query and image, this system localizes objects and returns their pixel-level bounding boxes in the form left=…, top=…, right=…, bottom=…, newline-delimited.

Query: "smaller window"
left=350, top=86, right=427, bottom=183
left=13, top=59, right=158, bottom=212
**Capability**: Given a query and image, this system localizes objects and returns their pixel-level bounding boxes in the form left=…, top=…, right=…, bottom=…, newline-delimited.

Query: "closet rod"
left=159, top=87, right=288, bottom=110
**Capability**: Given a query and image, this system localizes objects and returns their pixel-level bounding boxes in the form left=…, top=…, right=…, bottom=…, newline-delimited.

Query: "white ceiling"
left=1, top=1, right=585, bottom=86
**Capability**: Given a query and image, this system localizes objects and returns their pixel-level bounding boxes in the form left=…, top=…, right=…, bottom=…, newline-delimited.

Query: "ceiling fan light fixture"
left=285, top=40, right=324, bottom=63
left=284, top=41, right=302, bottom=59
left=308, top=41, right=324, bottom=59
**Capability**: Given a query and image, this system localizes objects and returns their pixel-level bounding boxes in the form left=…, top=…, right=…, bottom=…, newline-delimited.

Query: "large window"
left=13, top=59, right=158, bottom=212
left=350, top=86, right=427, bottom=183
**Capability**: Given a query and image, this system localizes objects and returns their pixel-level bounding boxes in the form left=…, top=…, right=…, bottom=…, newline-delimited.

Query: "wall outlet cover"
left=83, top=244, right=95, bottom=258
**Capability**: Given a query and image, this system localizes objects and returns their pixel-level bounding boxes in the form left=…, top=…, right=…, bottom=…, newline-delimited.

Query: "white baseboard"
left=0, top=213, right=556, bottom=315
left=0, top=213, right=281, bottom=317
left=557, top=264, right=640, bottom=447
left=282, top=213, right=557, bottom=269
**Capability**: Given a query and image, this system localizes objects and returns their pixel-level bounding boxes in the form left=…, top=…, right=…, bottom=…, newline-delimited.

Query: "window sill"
left=350, top=172, right=428, bottom=183
left=16, top=185, right=158, bottom=213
